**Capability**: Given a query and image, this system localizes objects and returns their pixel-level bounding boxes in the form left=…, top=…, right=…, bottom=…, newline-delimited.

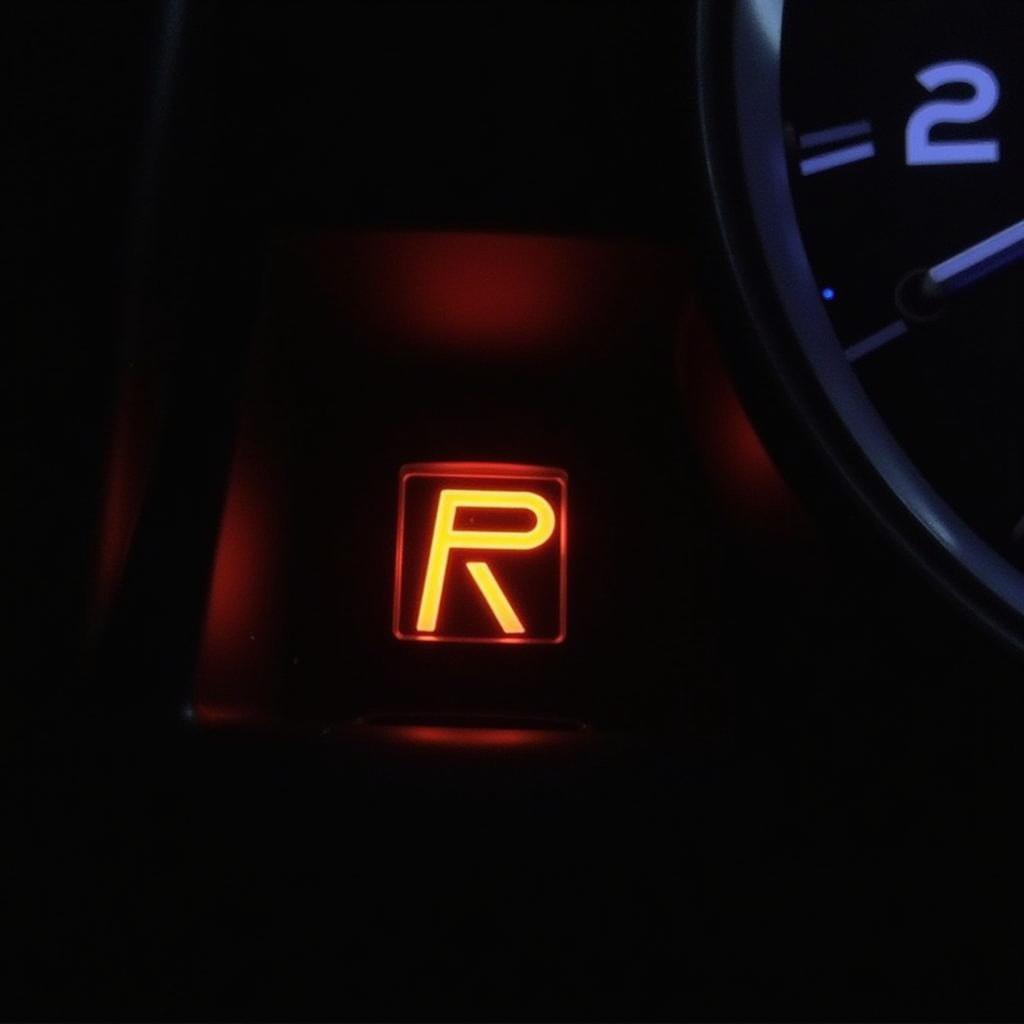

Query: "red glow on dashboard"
left=679, top=304, right=805, bottom=531
left=93, top=371, right=155, bottom=627
left=388, top=725, right=559, bottom=749
left=196, top=437, right=282, bottom=726
left=309, top=231, right=657, bottom=353
left=204, top=473, right=265, bottom=641
left=719, top=391, right=786, bottom=493
left=384, top=233, right=589, bottom=347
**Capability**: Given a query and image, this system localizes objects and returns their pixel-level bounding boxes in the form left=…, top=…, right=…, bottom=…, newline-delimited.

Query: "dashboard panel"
left=8, top=2, right=1024, bottom=1018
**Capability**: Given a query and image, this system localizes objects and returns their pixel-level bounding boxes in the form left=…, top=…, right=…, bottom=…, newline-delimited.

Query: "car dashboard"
left=8, top=2, right=1024, bottom=1019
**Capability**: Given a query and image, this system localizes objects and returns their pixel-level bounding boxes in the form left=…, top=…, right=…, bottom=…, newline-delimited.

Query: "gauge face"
left=716, top=0, right=1024, bottom=641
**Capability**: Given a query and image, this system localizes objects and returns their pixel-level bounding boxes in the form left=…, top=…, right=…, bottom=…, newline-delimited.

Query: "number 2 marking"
left=905, top=60, right=1000, bottom=166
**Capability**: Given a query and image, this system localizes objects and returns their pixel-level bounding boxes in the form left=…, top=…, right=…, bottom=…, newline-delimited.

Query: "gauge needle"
left=924, top=216, right=1024, bottom=296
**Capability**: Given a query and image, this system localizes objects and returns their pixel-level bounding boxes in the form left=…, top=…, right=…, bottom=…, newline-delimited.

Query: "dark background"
left=6, top=2, right=1024, bottom=1019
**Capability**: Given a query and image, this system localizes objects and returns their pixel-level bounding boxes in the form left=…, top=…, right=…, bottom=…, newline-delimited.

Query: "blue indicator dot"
left=821, top=287, right=836, bottom=301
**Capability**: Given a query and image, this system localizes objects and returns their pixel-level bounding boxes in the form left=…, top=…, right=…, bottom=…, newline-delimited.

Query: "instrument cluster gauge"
left=701, top=0, right=1024, bottom=648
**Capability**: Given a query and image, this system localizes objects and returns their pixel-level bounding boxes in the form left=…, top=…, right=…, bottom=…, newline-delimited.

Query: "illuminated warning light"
left=394, top=463, right=567, bottom=644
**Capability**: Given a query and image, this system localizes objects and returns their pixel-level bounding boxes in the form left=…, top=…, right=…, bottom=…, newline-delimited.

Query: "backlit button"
left=393, top=463, right=567, bottom=644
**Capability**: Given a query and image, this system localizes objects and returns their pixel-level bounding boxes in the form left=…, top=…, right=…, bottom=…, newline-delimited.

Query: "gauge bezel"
left=696, top=0, right=1024, bottom=654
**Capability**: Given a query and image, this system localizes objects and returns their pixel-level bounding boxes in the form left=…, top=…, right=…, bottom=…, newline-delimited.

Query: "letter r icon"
left=393, top=463, right=567, bottom=643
